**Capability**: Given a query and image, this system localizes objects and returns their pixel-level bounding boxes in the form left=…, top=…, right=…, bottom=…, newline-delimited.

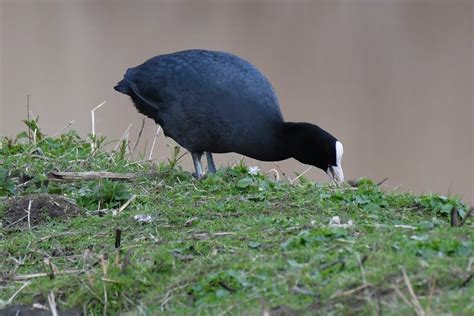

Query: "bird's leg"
left=206, top=152, right=217, bottom=174
left=191, top=152, right=204, bottom=179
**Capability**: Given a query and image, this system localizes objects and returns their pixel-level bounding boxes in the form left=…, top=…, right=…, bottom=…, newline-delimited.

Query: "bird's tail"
left=114, top=68, right=135, bottom=95
left=114, top=79, right=131, bottom=95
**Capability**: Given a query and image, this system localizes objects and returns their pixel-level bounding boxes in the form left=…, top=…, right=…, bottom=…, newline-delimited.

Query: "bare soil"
left=2, top=194, right=84, bottom=228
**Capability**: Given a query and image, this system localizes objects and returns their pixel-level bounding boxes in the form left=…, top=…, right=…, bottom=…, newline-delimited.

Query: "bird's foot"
left=207, top=166, right=217, bottom=174
left=192, top=172, right=206, bottom=180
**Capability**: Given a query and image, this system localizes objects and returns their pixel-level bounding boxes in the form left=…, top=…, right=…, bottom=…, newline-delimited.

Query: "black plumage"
left=115, top=49, right=344, bottom=182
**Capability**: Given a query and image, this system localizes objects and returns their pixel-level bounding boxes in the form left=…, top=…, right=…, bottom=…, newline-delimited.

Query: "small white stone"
left=134, top=214, right=153, bottom=223
left=329, top=216, right=341, bottom=226
left=329, top=216, right=353, bottom=228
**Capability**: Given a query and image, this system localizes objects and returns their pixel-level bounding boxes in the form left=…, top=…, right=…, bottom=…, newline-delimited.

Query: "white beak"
left=327, top=165, right=344, bottom=185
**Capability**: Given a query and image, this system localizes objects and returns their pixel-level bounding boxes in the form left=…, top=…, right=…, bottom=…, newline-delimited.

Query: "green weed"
left=0, top=122, right=472, bottom=315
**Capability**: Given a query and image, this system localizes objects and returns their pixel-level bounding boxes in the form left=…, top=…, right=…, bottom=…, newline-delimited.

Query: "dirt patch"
left=2, top=194, right=85, bottom=228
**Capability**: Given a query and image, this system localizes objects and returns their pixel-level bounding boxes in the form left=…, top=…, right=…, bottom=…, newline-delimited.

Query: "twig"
left=5, top=215, right=28, bottom=228
left=113, top=123, right=133, bottom=152
left=91, top=102, right=106, bottom=137
left=44, top=258, right=57, bottom=279
left=99, top=254, right=108, bottom=275
left=125, top=158, right=158, bottom=167
left=212, top=232, right=236, bottom=237
left=393, top=286, right=413, bottom=309
left=102, top=277, right=123, bottom=284
left=401, top=267, right=425, bottom=316
left=121, top=249, right=132, bottom=273
left=330, top=284, right=371, bottom=299
left=132, top=118, right=146, bottom=154
left=376, top=177, right=389, bottom=186
left=356, top=253, right=376, bottom=314
left=48, top=170, right=169, bottom=182
left=160, top=283, right=190, bottom=311
left=192, top=183, right=207, bottom=193
left=149, top=126, right=162, bottom=160
left=25, top=200, right=33, bottom=232
left=27, top=94, right=31, bottom=142
left=48, top=291, right=58, bottom=316
left=102, top=281, right=108, bottom=316
left=48, top=171, right=137, bottom=181
left=91, top=101, right=106, bottom=151
left=290, top=166, right=312, bottom=184
left=16, top=178, right=33, bottom=189
left=115, top=194, right=137, bottom=214
left=10, top=269, right=84, bottom=281
left=267, top=168, right=280, bottom=181
left=7, top=281, right=30, bottom=304
left=427, top=278, right=436, bottom=315
left=52, top=120, right=74, bottom=138
left=192, top=232, right=236, bottom=240
left=273, top=162, right=291, bottom=183
left=38, top=231, right=77, bottom=242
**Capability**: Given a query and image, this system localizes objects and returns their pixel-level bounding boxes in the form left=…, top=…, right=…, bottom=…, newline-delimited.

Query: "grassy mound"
left=0, top=121, right=472, bottom=315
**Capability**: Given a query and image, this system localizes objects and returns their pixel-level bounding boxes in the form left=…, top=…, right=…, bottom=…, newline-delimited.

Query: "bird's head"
left=285, top=123, right=344, bottom=185
left=326, top=140, right=344, bottom=185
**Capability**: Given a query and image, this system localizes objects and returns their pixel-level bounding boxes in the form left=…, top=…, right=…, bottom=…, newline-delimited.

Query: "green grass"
left=1, top=120, right=473, bottom=315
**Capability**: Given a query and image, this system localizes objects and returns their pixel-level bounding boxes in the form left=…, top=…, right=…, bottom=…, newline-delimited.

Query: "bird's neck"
left=276, top=122, right=330, bottom=166
left=276, top=122, right=309, bottom=161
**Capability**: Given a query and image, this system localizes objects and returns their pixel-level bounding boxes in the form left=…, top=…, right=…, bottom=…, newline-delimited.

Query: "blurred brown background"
left=0, top=0, right=472, bottom=203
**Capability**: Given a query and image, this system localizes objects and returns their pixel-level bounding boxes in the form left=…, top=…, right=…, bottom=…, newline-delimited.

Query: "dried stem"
left=52, top=120, right=74, bottom=138
left=267, top=168, right=280, bottom=181
left=132, top=118, right=146, bottom=154
left=90, top=101, right=106, bottom=150
left=290, top=166, right=312, bottom=184
left=48, top=171, right=137, bottom=181
left=376, top=177, right=389, bottom=186
left=102, top=281, right=108, bottom=316
left=7, top=281, right=30, bottom=304
left=91, top=101, right=106, bottom=136
left=27, top=94, right=31, bottom=142
left=115, top=194, right=137, bottom=215
left=149, top=126, right=162, bottom=160
left=25, top=200, right=33, bottom=233
left=401, top=267, right=425, bottom=316
left=113, top=123, right=133, bottom=152
left=356, top=253, right=376, bottom=314
left=273, top=162, right=291, bottom=183
left=48, top=291, right=58, bottom=316
left=9, top=269, right=84, bottom=281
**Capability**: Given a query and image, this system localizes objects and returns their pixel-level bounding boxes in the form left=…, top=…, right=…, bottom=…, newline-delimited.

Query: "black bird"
left=114, top=49, right=344, bottom=183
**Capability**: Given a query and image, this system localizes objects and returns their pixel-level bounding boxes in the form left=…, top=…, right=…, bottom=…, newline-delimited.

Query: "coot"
left=114, top=49, right=344, bottom=183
